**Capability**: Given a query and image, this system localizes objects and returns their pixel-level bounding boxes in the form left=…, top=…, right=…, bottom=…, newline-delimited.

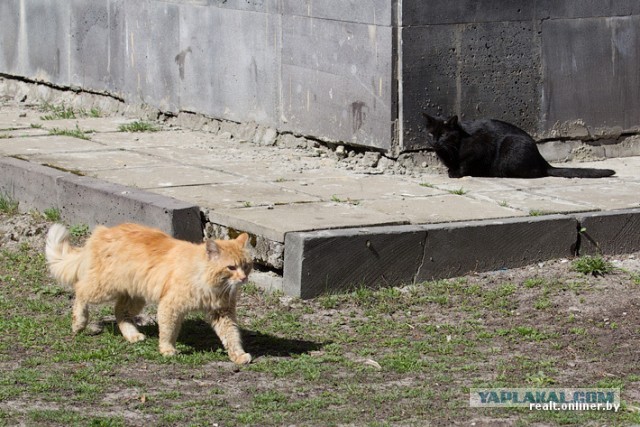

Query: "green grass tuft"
left=48, top=124, right=93, bottom=140
left=0, top=194, right=19, bottom=215
left=118, top=121, right=158, bottom=133
left=572, top=255, right=614, bottom=277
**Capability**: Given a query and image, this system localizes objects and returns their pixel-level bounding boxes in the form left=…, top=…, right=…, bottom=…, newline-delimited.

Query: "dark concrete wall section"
left=576, top=209, right=640, bottom=256
left=542, top=16, right=640, bottom=133
left=401, top=21, right=541, bottom=150
left=284, top=216, right=578, bottom=299
left=0, top=157, right=203, bottom=242
left=401, top=1, right=640, bottom=149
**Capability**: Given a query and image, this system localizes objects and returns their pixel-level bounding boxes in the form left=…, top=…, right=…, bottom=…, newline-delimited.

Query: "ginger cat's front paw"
left=230, top=352, right=252, bottom=365
left=124, top=332, right=146, bottom=343
left=159, top=345, right=178, bottom=356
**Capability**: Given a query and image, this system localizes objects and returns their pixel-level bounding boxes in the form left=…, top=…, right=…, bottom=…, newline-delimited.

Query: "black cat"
left=422, top=113, right=615, bottom=179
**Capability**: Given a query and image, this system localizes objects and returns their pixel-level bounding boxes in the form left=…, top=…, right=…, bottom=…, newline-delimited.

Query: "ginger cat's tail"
left=45, top=224, right=85, bottom=287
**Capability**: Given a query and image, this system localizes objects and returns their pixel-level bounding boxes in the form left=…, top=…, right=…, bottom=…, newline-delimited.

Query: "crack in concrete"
left=413, top=231, right=429, bottom=285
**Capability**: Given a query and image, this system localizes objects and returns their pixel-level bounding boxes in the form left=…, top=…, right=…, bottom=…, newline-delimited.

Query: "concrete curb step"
left=2, top=156, right=639, bottom=299
left=284, top=210, right=640, bottom=298
left=0, top=157, right=202, bottom=242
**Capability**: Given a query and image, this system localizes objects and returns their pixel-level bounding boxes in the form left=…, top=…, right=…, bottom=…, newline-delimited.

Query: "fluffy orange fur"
left=45, top=222, right=253, bottom=364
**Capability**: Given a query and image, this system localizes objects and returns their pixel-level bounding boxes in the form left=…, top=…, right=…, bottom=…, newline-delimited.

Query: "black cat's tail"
left=546, top=166, right=615, bottom=178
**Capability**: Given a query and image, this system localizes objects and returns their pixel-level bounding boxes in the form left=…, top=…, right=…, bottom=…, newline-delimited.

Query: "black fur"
left=422, top=113, right=615, bottom=179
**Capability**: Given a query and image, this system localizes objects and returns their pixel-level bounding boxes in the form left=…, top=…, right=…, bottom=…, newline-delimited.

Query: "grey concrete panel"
left=178, top=5, right=280, bottom=126
left=0, top=0, right=20, bottom=74
left=401, top=22, right=541, bottom=150
left=5, top=1, right=71, bottom=85
left=209, top=0, right=281, bottom=14
left=282, top=0, right=392, bottom=26
left=122, top=1, right=181, bottom=112
left=415, top=216, right=578, bottom=282
left=576, top=209, right=640, bottom=256
left=542, top=16, right=640, bottom=132
left=284, top=226, right=428, bottom=299
left=70, top=0, right=125, bottom=93
left=281, top=15, right=394, bottom=149
left=0, top=157, right=203, bottom=242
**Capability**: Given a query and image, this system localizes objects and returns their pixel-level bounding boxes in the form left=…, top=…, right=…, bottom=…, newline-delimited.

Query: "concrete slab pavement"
left=1, top=99, right=640, bottom=298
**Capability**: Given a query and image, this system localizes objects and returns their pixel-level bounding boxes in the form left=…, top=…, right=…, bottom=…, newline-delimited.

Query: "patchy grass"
left=43, top=208, right=61, bottom=222
left=68, top=223, right=90, bottom=238
left=1, top=214, right=640, bottom=425
left=39, top=102, right=77, bottom=120
left=38, top=103, right=102, bottom=121
left=448, top=187, right=468, bottom=195
left=573, top=255, right=614, bottom=277
left=0, top=194, right=19, bottom=215
left=48, top=125, right=94, bottom=141
left=118, top=121, right=158, bottom=133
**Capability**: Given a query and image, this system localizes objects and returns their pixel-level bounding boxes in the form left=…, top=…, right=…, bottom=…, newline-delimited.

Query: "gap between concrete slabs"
left=0, top=157, right=202, bottom=242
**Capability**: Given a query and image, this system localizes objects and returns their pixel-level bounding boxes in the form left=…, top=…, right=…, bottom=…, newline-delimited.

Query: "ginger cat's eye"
left=227, top=265, right=237, bottom=271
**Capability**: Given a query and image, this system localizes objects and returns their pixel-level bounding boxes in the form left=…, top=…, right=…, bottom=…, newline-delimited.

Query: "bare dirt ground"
left=1, top=211, right=640, bottom=426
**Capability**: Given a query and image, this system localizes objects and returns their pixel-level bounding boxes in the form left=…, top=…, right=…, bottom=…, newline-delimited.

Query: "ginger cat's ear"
left=236, top=233, right=249, bottom=247
left=206, top=239, right=220, bottom=259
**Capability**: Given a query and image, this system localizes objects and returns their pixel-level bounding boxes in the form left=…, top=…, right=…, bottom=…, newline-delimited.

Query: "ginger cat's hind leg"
left=115, top=296, right=146, bottom=343
left=71, top=298, right=89, bottom=335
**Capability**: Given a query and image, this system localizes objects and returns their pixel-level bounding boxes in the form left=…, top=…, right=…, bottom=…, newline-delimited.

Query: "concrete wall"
left=1, top=0, right=639, bottom=153
left=402, top=0, right=640, bottom=149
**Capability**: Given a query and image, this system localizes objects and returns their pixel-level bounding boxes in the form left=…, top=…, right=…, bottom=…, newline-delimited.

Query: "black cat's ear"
left=422, top=112, right=439, bottom=129
left=445, top=115, right=459, bottom=127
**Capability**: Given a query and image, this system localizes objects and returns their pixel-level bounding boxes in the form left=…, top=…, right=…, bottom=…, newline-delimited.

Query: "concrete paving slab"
left=0, top=108, right=37, bottom=129
left=153, top=181, right=322, bottom=210
left=35, top=116, right=136, bottom=133
left=278, top=175, right=448, bottom=201
left=96, top=165, right=242, bottom=189
left=25, top=150, right=169, bottom=171
left=136, top=146, right=233, bottom=169
left=207, top=202, right=409, bottom=242
left=0, top=127, right=49, bottom=138
left=359, top=195, right=526, bottom=224
left=91, top=129, right=215, bottom=149
left=0, top=135, right=107, bottom=156
left=532, top=182, right=640, bottom=210
left=468, top=189, right=596, bottom=215
left=215, top=160, right=350, bottom=182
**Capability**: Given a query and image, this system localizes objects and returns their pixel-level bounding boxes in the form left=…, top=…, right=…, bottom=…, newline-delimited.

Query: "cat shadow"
left=99, top=317, right=324, bottom=358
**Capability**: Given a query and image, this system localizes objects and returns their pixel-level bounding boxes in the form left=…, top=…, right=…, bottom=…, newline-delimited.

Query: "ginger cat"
left=45, top=222, right=253, bottom=364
